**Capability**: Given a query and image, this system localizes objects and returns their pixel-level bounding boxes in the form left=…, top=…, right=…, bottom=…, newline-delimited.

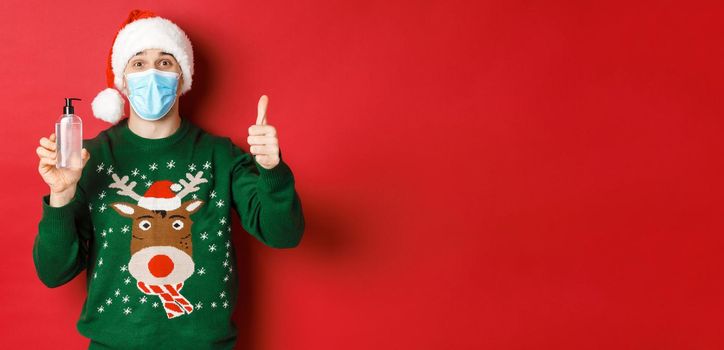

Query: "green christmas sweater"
left=32, top=117, right=305, bottom=349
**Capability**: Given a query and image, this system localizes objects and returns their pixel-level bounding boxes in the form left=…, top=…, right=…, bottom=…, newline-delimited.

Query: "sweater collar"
left=119, top=117, right=191, bottom=149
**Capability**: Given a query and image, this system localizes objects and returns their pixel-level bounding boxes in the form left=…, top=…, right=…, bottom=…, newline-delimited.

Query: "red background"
left=2, top=0, right=724, bottom=348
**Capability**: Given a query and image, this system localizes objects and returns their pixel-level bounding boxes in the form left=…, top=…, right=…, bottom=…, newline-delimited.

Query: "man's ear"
left=177, top=73, right=184, bottom=95
left=120, top=72, right=128, bottom=96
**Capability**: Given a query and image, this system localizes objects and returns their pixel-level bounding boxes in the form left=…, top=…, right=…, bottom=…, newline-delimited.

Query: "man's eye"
left=133, top=62, right=142, bottom=67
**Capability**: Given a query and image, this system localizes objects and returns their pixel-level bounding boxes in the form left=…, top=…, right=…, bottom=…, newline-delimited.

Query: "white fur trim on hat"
left=138, top=196, right=182, bottom=211
left=91, top=88, right=125, bottom=124
left=111, top=17, right=194, bottom=95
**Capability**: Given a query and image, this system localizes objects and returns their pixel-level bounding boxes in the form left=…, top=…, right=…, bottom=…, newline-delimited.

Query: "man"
left=33, top=9, right=305, bottom=349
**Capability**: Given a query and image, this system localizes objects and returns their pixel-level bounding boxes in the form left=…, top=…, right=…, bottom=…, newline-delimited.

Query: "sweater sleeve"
left=228, top=139, right=305, bottom=248
left=32, top=185, right=93, bottom=288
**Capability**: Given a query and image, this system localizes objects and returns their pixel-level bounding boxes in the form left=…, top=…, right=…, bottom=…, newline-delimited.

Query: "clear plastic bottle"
left=56, top=98, right=83, bottom=169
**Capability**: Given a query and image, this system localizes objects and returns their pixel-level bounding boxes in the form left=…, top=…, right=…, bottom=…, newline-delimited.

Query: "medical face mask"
left=124, top=69, right=181, bottom=121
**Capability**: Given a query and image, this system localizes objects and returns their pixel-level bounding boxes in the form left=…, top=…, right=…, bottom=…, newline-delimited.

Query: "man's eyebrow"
left=132, top=51, right=174, bottom=58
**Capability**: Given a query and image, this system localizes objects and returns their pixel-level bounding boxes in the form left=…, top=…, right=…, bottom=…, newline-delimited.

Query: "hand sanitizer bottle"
left=56, top=98, right=83, bottom=169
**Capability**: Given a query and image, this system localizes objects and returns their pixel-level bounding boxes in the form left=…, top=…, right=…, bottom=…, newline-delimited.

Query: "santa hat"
left=137, top=180, right=183, bottom=211
left=92, top=9, right=194, bottom=124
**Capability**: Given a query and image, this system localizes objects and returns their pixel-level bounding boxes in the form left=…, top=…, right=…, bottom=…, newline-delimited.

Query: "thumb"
left=256, top=95, right=268, bottom=125
left=81, top=148, right=90, bottom=168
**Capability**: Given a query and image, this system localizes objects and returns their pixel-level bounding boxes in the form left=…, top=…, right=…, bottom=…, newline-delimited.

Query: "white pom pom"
left=170, top=183, right=182, bottom=192
left=91, top=88, right=125, bottom=124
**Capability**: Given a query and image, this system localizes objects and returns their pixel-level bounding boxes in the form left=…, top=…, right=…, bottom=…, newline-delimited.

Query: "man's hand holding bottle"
left=37, top=133, right=90, bottom=207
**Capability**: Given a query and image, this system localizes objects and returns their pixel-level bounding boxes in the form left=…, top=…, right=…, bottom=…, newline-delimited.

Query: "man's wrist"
left=49, top=186, right=77, bottom=208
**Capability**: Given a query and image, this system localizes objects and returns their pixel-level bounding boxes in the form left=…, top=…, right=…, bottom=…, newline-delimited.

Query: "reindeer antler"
left=175, top=171, right=208, bottom=199
left=109, top=173, right=144, bottom=201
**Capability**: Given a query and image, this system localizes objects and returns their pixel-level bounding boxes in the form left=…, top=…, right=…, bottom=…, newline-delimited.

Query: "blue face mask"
left=124, top=69, right=181, bottom=121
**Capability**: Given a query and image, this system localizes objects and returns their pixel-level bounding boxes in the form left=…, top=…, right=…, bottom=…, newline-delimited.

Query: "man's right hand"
left=37, top=132, right=90, bottom=207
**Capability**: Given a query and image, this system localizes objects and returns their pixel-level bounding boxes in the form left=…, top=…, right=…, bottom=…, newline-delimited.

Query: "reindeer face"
left=111, top=199, right=204, bottom=285
left=111, top=199, right=204, bottom=255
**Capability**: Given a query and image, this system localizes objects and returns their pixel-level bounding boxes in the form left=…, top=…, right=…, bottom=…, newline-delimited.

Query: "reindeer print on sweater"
left=87, top=158, right=236, bottom=320
left=109, top=172, right=206, bottom=319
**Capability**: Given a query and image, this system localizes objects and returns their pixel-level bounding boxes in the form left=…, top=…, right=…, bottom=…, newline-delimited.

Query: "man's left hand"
left=247, top=95, right=280, bottom=170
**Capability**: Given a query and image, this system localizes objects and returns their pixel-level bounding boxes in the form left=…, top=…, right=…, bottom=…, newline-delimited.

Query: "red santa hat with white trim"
left=91, top=9, right=194, bottom=124
left=138, top=180, right=184, bottom=211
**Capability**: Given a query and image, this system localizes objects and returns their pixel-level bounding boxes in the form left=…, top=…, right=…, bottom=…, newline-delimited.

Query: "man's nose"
left=148, top=254, right=174, bottom=277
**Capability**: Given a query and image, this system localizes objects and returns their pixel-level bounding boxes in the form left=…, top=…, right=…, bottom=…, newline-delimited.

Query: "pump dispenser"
left=56, top=98, right=83, bottom=169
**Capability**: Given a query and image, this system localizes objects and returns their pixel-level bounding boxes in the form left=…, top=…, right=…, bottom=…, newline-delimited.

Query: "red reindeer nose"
left=148, top=254, right=175, bottom=278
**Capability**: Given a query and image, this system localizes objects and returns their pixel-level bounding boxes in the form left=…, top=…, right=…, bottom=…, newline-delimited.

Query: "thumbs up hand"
left=247, top=95, right=280, bottom=170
